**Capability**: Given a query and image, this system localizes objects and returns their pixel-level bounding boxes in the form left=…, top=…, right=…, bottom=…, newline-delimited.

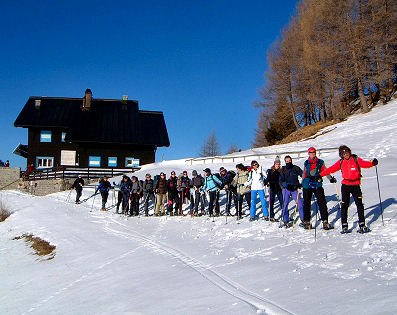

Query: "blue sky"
left=0, top=0, right=299, bottom=168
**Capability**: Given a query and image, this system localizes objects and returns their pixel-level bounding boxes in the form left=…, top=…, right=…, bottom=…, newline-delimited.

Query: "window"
left=125, top=157, right=140, bottom=167
left=89, top=156, right=101, bottom=167
left=40, top=130, right=52, bottom=142
left=108, top=157, right=117, bottom=167
left=61, top=132, right=66, bottom=142
left=36, top=156, right=54, bottom=169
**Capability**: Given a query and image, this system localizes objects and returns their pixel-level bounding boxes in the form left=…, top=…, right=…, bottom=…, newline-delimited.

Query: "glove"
left=372, top=158, right=378, bottom=166
left=330, top=176, right=337, bottom=183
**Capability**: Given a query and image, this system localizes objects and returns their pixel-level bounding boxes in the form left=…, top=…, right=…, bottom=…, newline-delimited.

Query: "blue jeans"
left=282, top=189, right=303, bottom=223
left=250, top=189, right=269, bottom=218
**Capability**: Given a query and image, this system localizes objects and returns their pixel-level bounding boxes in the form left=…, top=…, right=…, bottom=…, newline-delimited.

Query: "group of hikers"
left=70, top=145, right=379, bottom=234
left=0, top=160, right=10, bottom=167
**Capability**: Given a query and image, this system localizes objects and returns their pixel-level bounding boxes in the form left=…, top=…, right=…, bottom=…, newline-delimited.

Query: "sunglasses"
left=309, top=151, right=316, bottom=154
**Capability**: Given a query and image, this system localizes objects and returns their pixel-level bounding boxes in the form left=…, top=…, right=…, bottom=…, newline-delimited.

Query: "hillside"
left=1, top=100, right=397, bottom=314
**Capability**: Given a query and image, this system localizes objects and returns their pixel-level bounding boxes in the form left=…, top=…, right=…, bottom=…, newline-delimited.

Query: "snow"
left=1, top=99, right=397, bottom=314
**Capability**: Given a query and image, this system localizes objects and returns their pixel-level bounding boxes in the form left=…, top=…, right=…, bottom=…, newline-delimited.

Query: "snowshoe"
left=340, top=227, right=351, bottom=234
left=357, top=226, right=371, bottom=234
left=302, top=221, right=312, bottom=230
left=269, top=217, right=278, bottom=222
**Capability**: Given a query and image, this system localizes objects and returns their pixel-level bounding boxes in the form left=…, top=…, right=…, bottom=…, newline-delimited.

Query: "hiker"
left=302, top=147, right=336, bottom=230
left=95, top=176, right=112, bottom=211
left=118, top=175, right=132, bottom=214
left=232, top=163, right=251, bottom=220
left=142, top=173, right=155, bottom=216
left=167, top=171, right=180, bottom=215
left=178, top=171, right=191, bottom=215
left=4, top=160, right=10, bottom=167
left=320, top=145, right=378, bottom=233
left=279, top=156, right=304, bottom=228
left=71, top=175, right=84, bottom=204
left=265, top=156, right=283, bottom=222
left=154, top=172, right=168, bottom=216
left=202, top=168, right=222, bottom=216
left=190, top=170, right=205, bottom=216
left=0, top=160, right=4, bottom=167
left=130, top=176, right=142, bottom=216
left=245, top=160, right=269, bottom=221
left=219, top=167, right=237, bottom=216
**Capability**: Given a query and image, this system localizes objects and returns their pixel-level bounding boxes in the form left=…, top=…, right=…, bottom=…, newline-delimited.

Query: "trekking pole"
left=313, top=194, right=319, bottom=241
left=91, top=190, right=97, bottom=212
left=66, top=189, right=72, bottom=202
left=375, top=165, right=384, bottom=226
left=291, top=189, right=301, bottom=231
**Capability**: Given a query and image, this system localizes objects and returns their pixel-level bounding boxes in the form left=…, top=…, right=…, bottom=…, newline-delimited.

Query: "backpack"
left=212, top=173, right=222, bottom=188
left=340, top=154, right=362, bottom=178
left=153, top=174, right=160, bottom=185
left=304, top=159, right=324, bottom=189
left=228, top=170, right=236, bottom=178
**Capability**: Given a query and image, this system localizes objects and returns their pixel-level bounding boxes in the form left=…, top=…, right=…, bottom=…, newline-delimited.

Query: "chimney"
left=82, top=88, right=92, bottom=111
left=35, top=99, right=41, bottom=110
left=122, top=95, right=128, bottom=101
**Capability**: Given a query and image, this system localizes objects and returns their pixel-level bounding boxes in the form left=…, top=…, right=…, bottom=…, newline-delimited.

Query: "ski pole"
left=291, top=189, right=301, bottom=231
left=91, top=189, right=97, bottom=212
left=313, top=194, right=319, bottom=241
left=375, top=165, right=384, bottom=226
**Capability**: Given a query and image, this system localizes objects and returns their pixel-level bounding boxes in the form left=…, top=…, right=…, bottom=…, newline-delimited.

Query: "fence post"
left=88, top=167, right=90, bottom=179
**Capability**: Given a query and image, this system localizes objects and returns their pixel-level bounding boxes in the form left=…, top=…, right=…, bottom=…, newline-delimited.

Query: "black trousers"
left=208, top=190, right=220, bottom=215
left=303, top=187, right=328, bottom=222
left=168, top=192, right=179, bottom=214
left=116, top=191, right=123, bottom=210
left=101, top=192, right=108, bottom=208
left=236, top=192, right=251, bottom=217
left=130, top=193, right=140, bottom=215
left=75, top=188, right=82, bottom=203
left=341, top=184, right=365, bottom=227
left=268, top=188, right=283, bottom=218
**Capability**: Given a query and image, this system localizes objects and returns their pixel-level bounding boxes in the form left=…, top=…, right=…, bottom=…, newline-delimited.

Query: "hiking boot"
left=302, top=221, right=312, bottom=230
left=341, top=227, right=349, bottom=234
left=101, top=207, right=106, bottom=211
left=249, top=216, right=256, bottom=222
left=322, top=221, right=334, bottom=230
left=263, top=216, right=269, bottom=221
left=283, top=222, right=292, bottom=228
left=270, top=217, right=278, bottom=222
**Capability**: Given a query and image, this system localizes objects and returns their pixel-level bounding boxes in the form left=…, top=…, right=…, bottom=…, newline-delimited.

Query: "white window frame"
left=36, top=156, right=54, bottom=169
left=125, top=157, right=140, bottom=168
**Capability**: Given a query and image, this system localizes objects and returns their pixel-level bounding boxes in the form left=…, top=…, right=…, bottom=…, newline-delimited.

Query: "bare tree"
left=199, top=131, right=221, bottom=157
left=226, top=143, right=239, bottom=155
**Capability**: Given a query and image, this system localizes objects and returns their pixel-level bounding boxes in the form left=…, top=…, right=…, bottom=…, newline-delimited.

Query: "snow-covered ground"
left=1, top=100, right=397, bottom=314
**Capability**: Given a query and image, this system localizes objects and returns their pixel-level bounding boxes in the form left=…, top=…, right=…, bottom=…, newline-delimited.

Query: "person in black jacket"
left=219, top=167, right=237, bottom=216
left=142, top=173, right=155, bottom=216
left=119, top=175, right=132, bottom=214
left=265, top=156, right=283, bottom=221
left=167, top=171, right=179, bottom=216
left=95, top=176, right=112, bottom=211
left=71, top=175, right=84, bottom=204
left=190, top=170, right=205, bottom=216
left=279, top=156, right=304, bottom=227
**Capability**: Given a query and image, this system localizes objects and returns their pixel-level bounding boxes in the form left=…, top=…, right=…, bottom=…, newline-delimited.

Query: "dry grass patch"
left=13, top=234, right=56, bottom=260
left=276, top=121, right=338, bottom=145
left=0, top=200, right=11, bottom=222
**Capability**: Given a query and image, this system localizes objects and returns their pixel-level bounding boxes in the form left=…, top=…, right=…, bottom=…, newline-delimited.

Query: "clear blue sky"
left=0, top=0, right=299, bottom=168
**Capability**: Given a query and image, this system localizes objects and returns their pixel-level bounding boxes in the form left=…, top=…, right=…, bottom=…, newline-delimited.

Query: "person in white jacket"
left=245, top=160, right=269, bottom=221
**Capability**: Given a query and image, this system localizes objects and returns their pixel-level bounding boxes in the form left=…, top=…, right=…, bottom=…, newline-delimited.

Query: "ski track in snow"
left=104, top=216, right=294, bottom=315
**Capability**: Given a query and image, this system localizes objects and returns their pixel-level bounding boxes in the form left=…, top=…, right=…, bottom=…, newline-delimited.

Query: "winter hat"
left=308, top=147, right=316, bottom=154
left=274, top=156, right=281, bottom=165
left=203, top=168, right=211, bottom=174
left=219, top=167, right=226, bottom=173
left=192, top=170, right=198, bottom=176
left=145, top=173, right=151, bottom=177
left=339, top=145, right=351, bottom=158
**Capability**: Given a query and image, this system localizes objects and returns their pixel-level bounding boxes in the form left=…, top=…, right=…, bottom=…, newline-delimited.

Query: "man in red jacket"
left=320, top=145, right=378, bottom=234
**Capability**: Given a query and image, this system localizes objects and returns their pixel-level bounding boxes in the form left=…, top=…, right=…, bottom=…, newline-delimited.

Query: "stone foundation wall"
left=21, top=178, right=74, bottom=196
left=0, top=167, right=21, bottom=190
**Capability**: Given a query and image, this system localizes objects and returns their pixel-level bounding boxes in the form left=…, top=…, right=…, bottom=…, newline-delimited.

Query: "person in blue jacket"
left=202, top=168, right=222, bottom=216
left=279, top=156, right=304, bottom=227
left=119, top=175, right=132, bottom=214
left=95, top=176, right=112, bottom=211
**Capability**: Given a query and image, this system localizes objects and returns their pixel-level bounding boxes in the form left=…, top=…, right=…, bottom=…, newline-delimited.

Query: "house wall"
left=0, top=167, right=21, bottom=190
left=27, top=128, right=155, bottom=169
